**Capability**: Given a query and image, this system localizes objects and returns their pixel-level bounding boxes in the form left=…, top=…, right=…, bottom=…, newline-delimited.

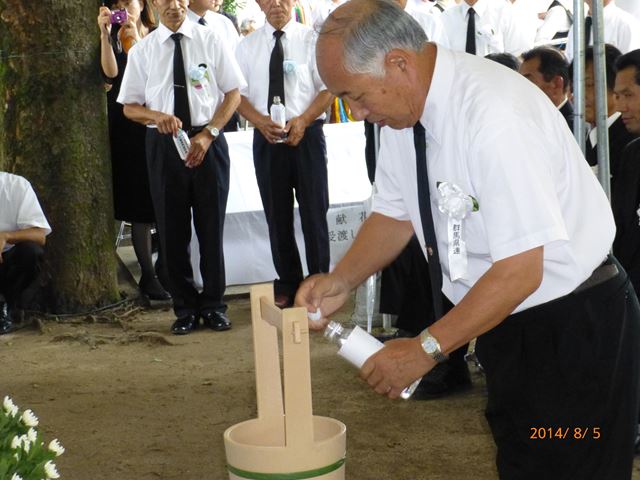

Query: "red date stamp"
left=529, top=427, right=601, bottom=440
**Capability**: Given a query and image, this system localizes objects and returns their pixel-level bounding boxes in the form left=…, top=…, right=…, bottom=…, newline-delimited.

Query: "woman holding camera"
left=98, top=1, right=171, bottom=301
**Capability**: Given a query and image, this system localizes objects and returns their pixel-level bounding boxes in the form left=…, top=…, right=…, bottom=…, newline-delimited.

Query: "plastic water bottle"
left=270, top=96, right=286, bottom=127
left=323, top=320, right=421, bottom=400
left=270, top=96, right=286, bottom=143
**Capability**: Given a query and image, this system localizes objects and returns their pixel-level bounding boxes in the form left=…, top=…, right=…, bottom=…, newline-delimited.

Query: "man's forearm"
left=237, top=95, right=267, bottom=126
left=332, top=212, right=414, bottom=290
left=123, top=103, right=161, bottom=126
left=208, top=89, right=241, bottom=131
left=0, top=227, right=47, bottom=247
left=299, top=90, right=334, bottom=125
left=431, top=246, right=544, bottom=355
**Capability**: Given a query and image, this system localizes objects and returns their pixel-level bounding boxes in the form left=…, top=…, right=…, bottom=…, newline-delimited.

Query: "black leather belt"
left=187, top=125, right=206, bottom=138
left=574, top=257, right=619, bottom=294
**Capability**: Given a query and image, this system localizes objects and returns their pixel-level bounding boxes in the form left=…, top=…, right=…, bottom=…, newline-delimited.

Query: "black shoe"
left=274, top=294, right=294, bottom=309
left=0, top=303, right=13, bottom=335
left=412, top=360, right=472, bottom=400
left=201, top=311, right=232, bottom=331
left=171, top=314, right=198, bottom=335
left=139, top=275, right=172, bottom=301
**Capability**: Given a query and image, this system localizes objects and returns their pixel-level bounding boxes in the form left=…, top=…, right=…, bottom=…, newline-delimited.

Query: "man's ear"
left=386, top=49, right=409, bottom=73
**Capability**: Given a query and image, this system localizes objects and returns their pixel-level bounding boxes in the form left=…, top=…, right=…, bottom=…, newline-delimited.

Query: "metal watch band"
left=420, top=328, right=449, bottom=363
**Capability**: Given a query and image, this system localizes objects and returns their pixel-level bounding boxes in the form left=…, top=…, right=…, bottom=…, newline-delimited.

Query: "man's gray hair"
left=321, top=0, right=427, bottom=77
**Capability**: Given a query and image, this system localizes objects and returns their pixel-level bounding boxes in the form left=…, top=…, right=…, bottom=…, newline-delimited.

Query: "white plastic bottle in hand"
left=270, top=96, right=286, bottom=143
left=323, top=320, right=421, bottom=400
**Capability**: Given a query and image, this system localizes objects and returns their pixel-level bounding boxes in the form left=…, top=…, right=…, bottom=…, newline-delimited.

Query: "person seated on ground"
left=578, top=44, right=638, bottom=169
left=485, top=51, right=520, bottom=70
left=0, top=171, right=51, bottom=335
left=520, top=46, right=574, bottom=131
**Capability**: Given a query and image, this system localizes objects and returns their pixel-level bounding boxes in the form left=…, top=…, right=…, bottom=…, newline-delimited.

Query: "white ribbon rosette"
left=437, top=182, right=478, bottom=281
left=477, top=24, right=503, bottom=52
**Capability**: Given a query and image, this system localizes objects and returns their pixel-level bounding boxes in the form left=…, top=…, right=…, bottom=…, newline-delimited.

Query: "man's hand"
left=155, top=113, right=182, bottom=135
left=255, top=115, right=286, bottom=144
left=184, top=131, right=212, bottom=168
left=294, top=273, right=351, bottom=331
left=284, top=116, right=308, bottom=146
left=361, top=337, right=434, bottom=399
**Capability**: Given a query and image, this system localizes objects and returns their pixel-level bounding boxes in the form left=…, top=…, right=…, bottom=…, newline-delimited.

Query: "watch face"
left=423, top=337, right=438, bottom=354
left=208, top=127, right=219, bottom=137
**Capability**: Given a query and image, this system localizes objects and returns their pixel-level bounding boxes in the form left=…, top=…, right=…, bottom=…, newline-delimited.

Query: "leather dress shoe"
left=274, top=294, right=293, bottom=309
left=201, top=311, right=232, bottom=331
left=171, top=314, right=198, bottom=335
left=412, top=360, right=472, bottom=400
left=0, top=303, right=13, bottom=335
left=139, top=275, right=171, bottom=301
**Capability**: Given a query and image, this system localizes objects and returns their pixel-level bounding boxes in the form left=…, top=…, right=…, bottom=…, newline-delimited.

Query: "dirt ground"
left=2, top=290, right=640, bottom=480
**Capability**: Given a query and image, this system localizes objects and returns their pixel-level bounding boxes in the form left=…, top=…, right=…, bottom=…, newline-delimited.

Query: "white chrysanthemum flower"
left=44, top=460, right=60, bottom=479
left=48, top=438, right=65, bottom=456
left=9, top=405, right=18, bottom=417
left=3, top=395, right=16, bottom=412
left=10, top=435, right=21, bottom=449
left=21, top=409, right=39, bottom=427
left=27, top=427, right=38, bottom=443
left=10, top=473, right=24, bottom=480
left=19, top=435, right=30, bottom=453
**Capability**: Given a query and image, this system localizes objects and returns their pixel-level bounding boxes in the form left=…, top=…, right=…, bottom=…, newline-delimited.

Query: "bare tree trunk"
left=0, top=0, right=119, bottom=312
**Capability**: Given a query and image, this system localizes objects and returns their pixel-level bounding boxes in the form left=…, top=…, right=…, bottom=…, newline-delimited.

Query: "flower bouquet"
left=0, top=396, right=64, bottom=480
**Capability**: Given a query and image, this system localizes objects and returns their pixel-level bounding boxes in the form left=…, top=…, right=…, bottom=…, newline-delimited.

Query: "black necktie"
left=268, top=30, right=285, bottom=112
left=171, top=33, right=191, bottom=131
left=465, top=7, right=476, bottom=55
left=198, top=16, right=207, bottom=26
left=585, top=16, right=592, bottom=49
left=414, top=122, right=444, bottom=320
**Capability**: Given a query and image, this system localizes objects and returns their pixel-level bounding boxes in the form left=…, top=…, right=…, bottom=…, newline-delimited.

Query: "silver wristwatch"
left=206, top=125, right=220, bottom=139
left=419, top=328, right=448, bottom=363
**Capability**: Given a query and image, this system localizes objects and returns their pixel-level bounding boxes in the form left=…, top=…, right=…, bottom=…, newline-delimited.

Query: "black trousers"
left=253, top=120, right=330, bottom=297
left=146, top=129, right=230, bottom=318
left=476, top=256, right=640, bottom=480
left=0, top=242, right=44, bottom=307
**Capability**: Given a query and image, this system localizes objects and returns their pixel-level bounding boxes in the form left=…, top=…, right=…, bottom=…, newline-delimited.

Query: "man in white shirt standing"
left=0, top=172, right=51, bottom=335
left=118, top=0, right=245, bottom=335
left=187, top=0, right=240, bottom=50
left=235, top=0, right=333, bottom=308
left=440, top=0, right=531, bottom=57
left=298, top=1, right=640, bottom=477
left=188, top=0, right=242, bottom=132
left=565, top=0, right=640, bottom=60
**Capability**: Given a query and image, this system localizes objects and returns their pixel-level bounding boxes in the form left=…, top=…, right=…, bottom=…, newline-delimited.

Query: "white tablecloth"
left=191, top=121, right=372, bottom=286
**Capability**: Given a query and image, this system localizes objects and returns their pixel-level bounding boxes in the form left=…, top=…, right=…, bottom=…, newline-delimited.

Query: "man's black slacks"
left=252, top=120, right=330, bottom=297
left=146, top=129, right=229, bottom=318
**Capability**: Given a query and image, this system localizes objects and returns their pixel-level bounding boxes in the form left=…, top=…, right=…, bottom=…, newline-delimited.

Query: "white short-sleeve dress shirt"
left=406, top=6, right=451, bottom=47
left=534, top=1, right=572, bottom=47
left=117, top=19, right=246, bottom=128
left=186, top=9, right=240, bottom=51
left=565, top=1, right=640, bottom=60
left=440, top=0, right=532, bottom=56
left=373, top=46, right=614, bottom=313
left=235, top=19, right=327, bottom=120
left=0, top=173, right=51, bottom=253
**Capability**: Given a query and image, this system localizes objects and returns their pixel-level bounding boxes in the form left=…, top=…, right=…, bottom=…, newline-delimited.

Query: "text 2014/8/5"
left=529, top=427, right=601, bottom=440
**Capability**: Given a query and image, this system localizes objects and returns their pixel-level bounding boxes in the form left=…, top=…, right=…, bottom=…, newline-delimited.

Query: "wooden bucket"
left=223, top=284, right=347, bottom=479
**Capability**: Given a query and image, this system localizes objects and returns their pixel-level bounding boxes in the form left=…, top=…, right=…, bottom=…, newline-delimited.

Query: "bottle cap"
left=307, top=308, right=322, bottom=322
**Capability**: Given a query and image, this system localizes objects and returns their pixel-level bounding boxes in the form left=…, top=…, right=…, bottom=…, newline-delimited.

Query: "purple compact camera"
left=110, top=9, right=128, bottom=25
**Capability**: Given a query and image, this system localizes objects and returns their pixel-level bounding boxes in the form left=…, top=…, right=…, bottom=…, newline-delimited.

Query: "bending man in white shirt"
left=297, top=1, right=640, bottom=478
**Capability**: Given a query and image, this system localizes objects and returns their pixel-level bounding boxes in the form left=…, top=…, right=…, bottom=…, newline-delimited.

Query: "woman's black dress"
left=105, top=26, right=155, bottom=223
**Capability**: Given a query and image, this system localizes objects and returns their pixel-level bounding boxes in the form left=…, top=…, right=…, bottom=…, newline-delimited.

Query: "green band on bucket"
left=227, top=458, right=345, bottom=480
